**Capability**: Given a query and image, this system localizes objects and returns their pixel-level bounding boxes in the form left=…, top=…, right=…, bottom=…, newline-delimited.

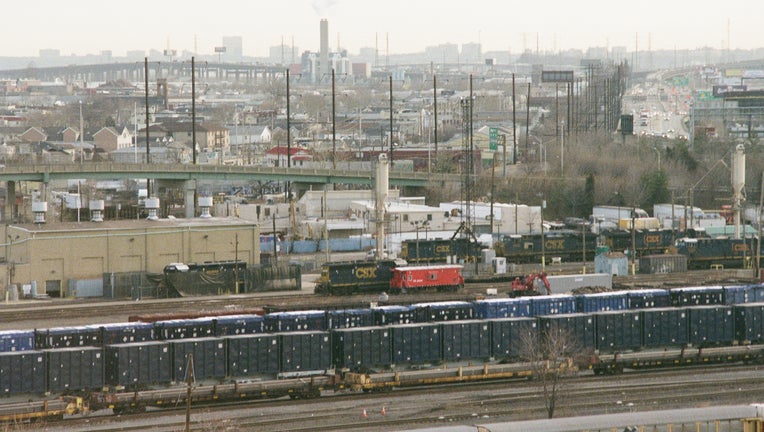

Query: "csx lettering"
left=733, top=244, right=750, bottom=252
left=545, top=239, right=564, bottom=250
left=355, top=267, right=378, bottom=279
left=644, top=235, right=661, bottom=244
left=435, top=245, right=452, bottom=253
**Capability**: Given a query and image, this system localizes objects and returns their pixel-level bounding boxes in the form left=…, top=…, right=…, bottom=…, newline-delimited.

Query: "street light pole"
left=144, top=58, right=151, bottom=196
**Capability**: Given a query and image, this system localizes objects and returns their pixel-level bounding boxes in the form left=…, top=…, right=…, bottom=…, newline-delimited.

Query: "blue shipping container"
left=530, top=295, right=576, bottom=316
left=472, top=298, right=531, bottom=319
left=0, top=330, right=35, bottom=352
left=214, top=315, right=264, bottom=336
left=326, top=309, right=374, bottom=329
left=627, top=289, right=670, bottom=309
left=264, top=310, right=327, bottom=332
left=575, top=291, right=628, bottom=313
left=724, top=285, right=749, bottom=305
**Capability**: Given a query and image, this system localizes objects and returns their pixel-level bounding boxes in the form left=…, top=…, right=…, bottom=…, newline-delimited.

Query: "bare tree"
left=519, top=323, right=581, bottom=419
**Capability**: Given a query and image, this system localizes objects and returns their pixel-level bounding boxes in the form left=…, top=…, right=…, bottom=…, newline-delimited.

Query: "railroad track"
left=0, top=268, right=753, bottom=328
left=0, top=290, right=476, bottom=328
left=41, top=363, right=764, bottom=432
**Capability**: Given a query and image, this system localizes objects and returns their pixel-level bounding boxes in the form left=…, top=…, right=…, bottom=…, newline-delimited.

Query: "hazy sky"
left=5, top=0, right=763, bottom=57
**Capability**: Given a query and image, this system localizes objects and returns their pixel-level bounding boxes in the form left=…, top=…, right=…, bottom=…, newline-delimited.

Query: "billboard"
left=712, top=85, right=748, bottom=97
left=541, top=70, right=574, bottom=83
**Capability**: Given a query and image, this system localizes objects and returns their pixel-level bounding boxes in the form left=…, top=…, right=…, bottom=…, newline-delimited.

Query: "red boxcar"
left=390, top=265, right=464, bottom=293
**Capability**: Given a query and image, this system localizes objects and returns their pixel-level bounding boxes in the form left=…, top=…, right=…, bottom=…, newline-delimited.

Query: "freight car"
left=390, top=265, right=464, bottom=293
left=675, top=236, right=763, bottom=269
left=400, top=238, right=474, bottom=264
left=162, top=261, right=301, bottom=297
left=5, top=295, right=764, bottom=422
left=494, top=230, right=597, bottom=264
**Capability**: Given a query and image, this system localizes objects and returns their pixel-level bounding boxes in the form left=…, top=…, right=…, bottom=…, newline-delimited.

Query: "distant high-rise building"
left=586, top=47, right=608, bottom=60
left=320, top=19, right=329, bottom=77
left=269, top=43, right=299, bottom=65
left=358, top=47, right=376, bottom=64
left=424, top=44, right=459, bottom=64
left=301, top=51, right=319, bottom=83
left=126, top=50, right=146, bottom=60
left=611, top=46, right=628, bottom=61
left=39, top=49, right=60, bottom=58
left=461, top=42, right=482, bottom=65
left=222, top=36, right=243, bottom=61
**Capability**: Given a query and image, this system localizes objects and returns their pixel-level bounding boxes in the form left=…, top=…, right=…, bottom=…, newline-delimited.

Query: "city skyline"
left=4, top=0, right=764, bottom=59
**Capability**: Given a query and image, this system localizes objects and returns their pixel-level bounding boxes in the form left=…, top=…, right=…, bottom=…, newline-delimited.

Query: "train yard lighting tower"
left=732, top=144, right=746, bottom=240
left=375, top=154, right=389, bottom=260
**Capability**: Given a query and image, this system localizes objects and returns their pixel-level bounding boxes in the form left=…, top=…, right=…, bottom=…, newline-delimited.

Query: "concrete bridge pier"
left=291, top=182, right=329, bottom=202
left=185, top=180, right=197, bottom=219
left=3, top=181, right=14, bottom=223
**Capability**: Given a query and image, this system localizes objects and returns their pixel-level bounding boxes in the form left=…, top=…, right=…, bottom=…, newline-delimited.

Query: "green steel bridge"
left=0, top=163, right=457, bottom=189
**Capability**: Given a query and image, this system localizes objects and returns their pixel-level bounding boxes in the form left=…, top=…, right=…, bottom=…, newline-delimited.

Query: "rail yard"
left=0, top=261, right=762, bottom=430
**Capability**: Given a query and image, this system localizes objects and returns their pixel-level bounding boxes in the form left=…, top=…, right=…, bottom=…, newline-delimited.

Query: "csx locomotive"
left=400, top=238, right=474, bottom=264
left=675, top=236, right=764, bottom=269
left=314, top=259, right=464, bottom=295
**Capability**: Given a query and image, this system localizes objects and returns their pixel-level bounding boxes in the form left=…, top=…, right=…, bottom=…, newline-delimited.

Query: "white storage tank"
left=198, top=196, right=213, bottom=218
left=89, top=200, right=105, bottom=222
left=32, top=201, right=48, bottom=224
left=145, top=197, right=160, bottom=221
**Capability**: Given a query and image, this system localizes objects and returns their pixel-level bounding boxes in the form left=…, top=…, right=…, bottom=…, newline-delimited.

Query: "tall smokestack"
left=320, top=19, right=329, bottom=79
left=375, top=154, right=389, bottom=260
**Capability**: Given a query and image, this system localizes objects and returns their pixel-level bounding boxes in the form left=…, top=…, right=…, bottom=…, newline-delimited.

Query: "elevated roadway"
left=0, top=163, right=459, bottom=220
left=0, top=163, right=457, bottom=188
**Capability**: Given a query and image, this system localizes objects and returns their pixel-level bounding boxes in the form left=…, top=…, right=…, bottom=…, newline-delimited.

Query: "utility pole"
left=389, top=75, right=394, bottom=165
left=525, top=82, right=531, bottom=153
left=331, top=68, right=336, bottom=170
left=286, top=68, right=291, bottom=203
left=184, top=353, right=194, bottom=432
left=511, top=73, right=517, bottom=168
left=582, top=222, right=586, bottom=274
left=234, top=233, right=239, bottom=294
left=433, top=75, right=438, bottom=165
left=541, top=201, right=546, bottom=273
left=631, top=206, right=636, bottom=275
left=757, top=172, right=764, bottom=278
left=192, top=56, right=197, bottom=165
left=272, top=214, right=278, bottom=265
